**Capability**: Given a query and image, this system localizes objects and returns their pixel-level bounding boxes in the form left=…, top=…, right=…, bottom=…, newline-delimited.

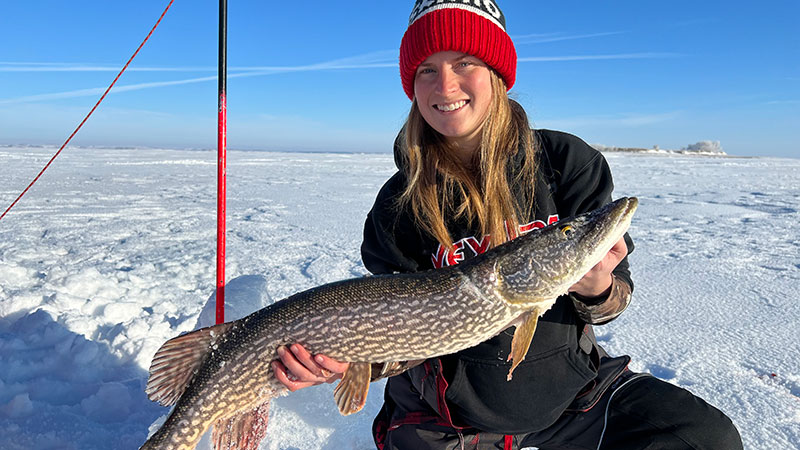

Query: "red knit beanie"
left=399, top=0, right=517, bottom=100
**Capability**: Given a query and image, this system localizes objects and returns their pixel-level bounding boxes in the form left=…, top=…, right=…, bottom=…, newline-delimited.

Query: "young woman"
left=273, top=2, right=743, bottom=449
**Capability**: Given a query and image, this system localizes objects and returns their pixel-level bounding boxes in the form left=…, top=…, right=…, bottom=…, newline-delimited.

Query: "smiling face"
left=413, top=51, right=494, bottom=153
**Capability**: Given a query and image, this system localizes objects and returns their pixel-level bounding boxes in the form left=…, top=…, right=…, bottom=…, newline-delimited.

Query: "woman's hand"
left=271, top=344, right=350, bottom=392
left=569, top=237, right=627, bottom=299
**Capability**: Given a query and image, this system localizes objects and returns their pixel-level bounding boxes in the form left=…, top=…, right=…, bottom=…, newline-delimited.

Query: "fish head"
left=493, top=197, right=638, bottom=307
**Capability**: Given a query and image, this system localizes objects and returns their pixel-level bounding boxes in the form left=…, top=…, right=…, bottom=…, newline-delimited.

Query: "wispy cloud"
left=512, top=31, right=626, bottom=45
left=0, top=51, right=398, bottom=105
left=0, top=50, right=399, bottom=73
left=0, top=76, right=220, bottom=104
left=518, top=52, right=681, bottom=62
left=763, top=100, right=800, bottom=105
left=0, top=63, right=212, bottom=72
left=0, top=50, right=680, bottom=105
left=0, top=50, right=399, bottom=74
left=536, top=111, right=681, bottom=129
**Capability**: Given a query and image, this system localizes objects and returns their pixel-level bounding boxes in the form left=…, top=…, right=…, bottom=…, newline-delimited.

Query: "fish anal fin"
left=212, top=400, right=270, bottom=450
left=370, top=360, right=425, bottom=381
left=333, top=362, right=371, bottom=416
left=506, top=309, right=541, bottom=381
left=145, top=322, right=234, bottom=406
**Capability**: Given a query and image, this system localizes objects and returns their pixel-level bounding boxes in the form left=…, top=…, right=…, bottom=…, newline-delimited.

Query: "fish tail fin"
left=212, top=400, right=271, bottom=450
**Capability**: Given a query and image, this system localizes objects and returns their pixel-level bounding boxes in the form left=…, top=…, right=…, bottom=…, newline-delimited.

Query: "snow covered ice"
left=0, top=147, right=798, bottom=449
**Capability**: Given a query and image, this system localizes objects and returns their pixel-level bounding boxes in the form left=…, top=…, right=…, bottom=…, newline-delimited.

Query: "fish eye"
left=561, top=225, right=574, bottom=238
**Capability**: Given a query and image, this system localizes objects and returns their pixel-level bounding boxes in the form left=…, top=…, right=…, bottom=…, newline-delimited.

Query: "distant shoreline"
left=592, top=145, right=729, bottom=157
left=591, top=142, right=728, bottom=157
left=0, top=143, right=784, bottom=159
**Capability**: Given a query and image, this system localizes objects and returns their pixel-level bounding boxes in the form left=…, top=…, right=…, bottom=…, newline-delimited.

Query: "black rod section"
left=219, top=0, right=227, bottom=94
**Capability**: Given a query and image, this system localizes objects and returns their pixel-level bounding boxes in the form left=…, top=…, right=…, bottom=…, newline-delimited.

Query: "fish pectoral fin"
left=145, top=322, right=233, bottom=406
left=212, top=400, right=270, bottom=450
left=506, top=309, right=541, bottom=381
left=333, top=362, right=371, bottom=416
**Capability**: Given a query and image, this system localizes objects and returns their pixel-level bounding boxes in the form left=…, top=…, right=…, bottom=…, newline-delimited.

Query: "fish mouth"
left=594, top=196, right=638, bottom=256
left=601, top=197, right=638, bottom=241
left=574, top=197, right=638, bottom=268
left=615, top=197, right=638, bottom=234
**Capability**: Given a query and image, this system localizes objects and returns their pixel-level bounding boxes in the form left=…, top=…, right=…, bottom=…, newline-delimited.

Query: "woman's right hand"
left=272, top=343, right=350, bottom=392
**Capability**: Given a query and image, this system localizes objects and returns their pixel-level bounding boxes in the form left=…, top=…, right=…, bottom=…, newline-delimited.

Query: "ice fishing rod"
left=216, top=0, right=228, bottom=325
left=0, top=0, right=175, bottom=223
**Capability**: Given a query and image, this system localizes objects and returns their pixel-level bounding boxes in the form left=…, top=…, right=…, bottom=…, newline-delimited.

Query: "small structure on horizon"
left=681, top=140, right=725, bottom=154
left=592, top=140, right=726, bottom=156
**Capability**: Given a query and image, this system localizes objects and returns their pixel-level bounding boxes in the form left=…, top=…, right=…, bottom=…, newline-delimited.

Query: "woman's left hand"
left=569, top=237, right=627, bottom=299
left=272, top=344, right=349, bottom=392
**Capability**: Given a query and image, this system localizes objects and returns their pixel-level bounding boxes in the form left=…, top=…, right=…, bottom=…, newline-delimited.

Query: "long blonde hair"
left=398, top=70, right=539, bottom=250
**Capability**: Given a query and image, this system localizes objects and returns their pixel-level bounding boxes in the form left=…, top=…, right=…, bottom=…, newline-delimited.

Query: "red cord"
left=0, top=0, right=176, bottom=222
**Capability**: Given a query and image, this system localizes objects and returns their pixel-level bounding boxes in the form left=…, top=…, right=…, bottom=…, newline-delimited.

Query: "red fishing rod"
left=216, top=0, right=227, bottom=325
left=214, top=5, right=271, bottom=446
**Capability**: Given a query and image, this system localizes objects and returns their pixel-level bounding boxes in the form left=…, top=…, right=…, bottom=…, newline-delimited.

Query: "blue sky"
left=1, top=0, right=798, bottom=157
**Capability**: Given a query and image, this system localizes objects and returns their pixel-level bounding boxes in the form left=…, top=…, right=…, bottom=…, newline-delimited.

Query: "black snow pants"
left=373, top=369, right=743, bottom=450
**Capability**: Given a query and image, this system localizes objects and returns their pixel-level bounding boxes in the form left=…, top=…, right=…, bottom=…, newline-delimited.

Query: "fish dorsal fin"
left=146, top=322, right=233, bottom=406
left=333, top=362, right=372, bottom=416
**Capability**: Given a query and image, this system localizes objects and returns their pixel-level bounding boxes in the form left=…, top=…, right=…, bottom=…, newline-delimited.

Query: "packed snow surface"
left=0, top=147, right=798, bottom=449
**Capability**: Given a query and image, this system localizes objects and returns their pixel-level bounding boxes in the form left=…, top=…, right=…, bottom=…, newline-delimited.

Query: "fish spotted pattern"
left=140, top=197, right=638, bottom=450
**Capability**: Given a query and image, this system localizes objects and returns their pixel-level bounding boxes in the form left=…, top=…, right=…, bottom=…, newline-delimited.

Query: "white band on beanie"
left=409, top=0, right=506, bottom=30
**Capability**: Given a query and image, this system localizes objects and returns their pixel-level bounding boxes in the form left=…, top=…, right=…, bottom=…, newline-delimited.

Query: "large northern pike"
left=140, top=197, right=638, bottom=450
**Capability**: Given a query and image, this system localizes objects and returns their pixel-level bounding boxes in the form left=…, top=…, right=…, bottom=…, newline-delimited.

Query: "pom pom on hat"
left=399, top=1, right=517, bottom=100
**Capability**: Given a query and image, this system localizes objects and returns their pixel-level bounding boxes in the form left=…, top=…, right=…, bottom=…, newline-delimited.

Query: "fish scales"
left=140, top=197, right=638, bottom=450
left=144, top=268, right=518, bottom=450
left=229, top=266, right=517, bottom=363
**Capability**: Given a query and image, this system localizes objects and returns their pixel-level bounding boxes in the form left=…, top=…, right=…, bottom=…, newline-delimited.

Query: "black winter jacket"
left=361, top=129, right=634, bottom=434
